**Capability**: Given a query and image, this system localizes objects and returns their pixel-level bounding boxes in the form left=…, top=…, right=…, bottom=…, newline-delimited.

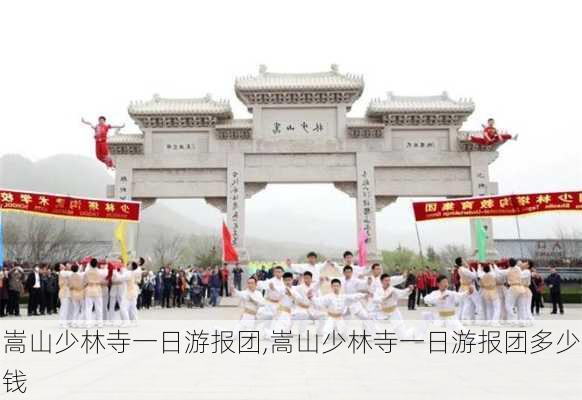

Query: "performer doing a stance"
left=82, top=116, right=124, bottom=168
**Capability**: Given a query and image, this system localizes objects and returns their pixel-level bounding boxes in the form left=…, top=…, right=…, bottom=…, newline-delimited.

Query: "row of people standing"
left=150, top=264, right=244, bottom=308
left=0, top=264, right=59, bottom=317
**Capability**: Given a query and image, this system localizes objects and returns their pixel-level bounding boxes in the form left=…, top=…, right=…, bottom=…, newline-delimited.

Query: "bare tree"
left=152, top=232, right=185, bottom=267
left=180, top=235, right=222, bottom=267
left=438, top=244, right=470, bottom=267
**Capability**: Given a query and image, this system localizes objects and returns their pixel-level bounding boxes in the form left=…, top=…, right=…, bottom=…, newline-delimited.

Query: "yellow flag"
left=114, top=221, right=128, bottom=265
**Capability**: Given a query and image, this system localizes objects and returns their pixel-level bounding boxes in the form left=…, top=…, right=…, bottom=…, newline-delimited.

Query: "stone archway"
left=109, top=65, right=504, bottom=262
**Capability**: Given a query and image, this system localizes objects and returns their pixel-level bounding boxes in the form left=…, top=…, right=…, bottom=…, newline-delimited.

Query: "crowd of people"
left=0, top=250, right=568, bottom=331
left=230, top=252, right=568, bottom=339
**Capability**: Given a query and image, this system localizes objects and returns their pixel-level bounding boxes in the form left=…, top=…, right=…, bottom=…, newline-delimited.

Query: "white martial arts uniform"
left=290, top=263, right=326, bottom=282
left=272, top=285, right=302, bottom=333
left=126, top=267, right=142, bottom=323
left=257, top=277, right=285, bottom=333
left=57, top=270, right=72, bottom=328
left=109, top=268, right=129, bottom=324
left=314, top=292, right=367, bottom=336
left=84, top=266, right=107, bottom=327
left=496, top=265, right=525, bottom=322
left=233, top=288, right=266, bottom=333
left=100, top=272, right=109, bottom=322
left=422, top=289, right=466, bottom=332
left=492, top=265, right=508, bottom=322
left=458, top=267, right=482, bottom=323
left=68, top=271, right=85, bottom=326
left=519, top=269, right=533, bottom=324
left=292, top=281, right=322, bottom=334
left=478, top=269, right=501, bottom=325
left=373, top=286, right=413, bottom=339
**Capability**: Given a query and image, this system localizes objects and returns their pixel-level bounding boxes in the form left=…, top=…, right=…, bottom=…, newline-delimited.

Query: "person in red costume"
left=82, top=116, right=124, bottom=168
left=469, top=118, right=518, bottom=146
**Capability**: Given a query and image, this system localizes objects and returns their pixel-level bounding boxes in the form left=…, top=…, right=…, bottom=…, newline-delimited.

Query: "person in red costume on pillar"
left=469, top=118, right=518, bottom=146
left=82, top=116, right=124, bottom=168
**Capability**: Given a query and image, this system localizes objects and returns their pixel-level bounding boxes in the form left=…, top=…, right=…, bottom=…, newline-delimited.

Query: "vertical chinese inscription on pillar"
left=118, top=175, right=129, bottom=200
left=360, top=169, right=372, bottom=240
left=229, top=170, right=241, bottom=247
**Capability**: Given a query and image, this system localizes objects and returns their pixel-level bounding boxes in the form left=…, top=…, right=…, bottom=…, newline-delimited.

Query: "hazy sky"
left=1, top=0, right=581, bottom=251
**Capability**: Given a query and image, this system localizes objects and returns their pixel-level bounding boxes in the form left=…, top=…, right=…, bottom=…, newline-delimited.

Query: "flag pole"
left=510, top=194, right=524, bottom=258
left=414, top=221, right=425, bottom=262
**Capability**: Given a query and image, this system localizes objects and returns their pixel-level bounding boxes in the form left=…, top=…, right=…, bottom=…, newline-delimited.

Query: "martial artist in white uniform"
left=478, top=264, right=501, bottom=325
left=340, top=265, right=371, bottom=321
left=57, top=263, right=72, bottom=328
left=366, top=264, right=406, bottom=317
left=458, top=263, right=481, bottom=323
left=291, top=271, right=322, bottom=334
left=126, top=261, right=142, bottom=324
left=519, top=261, right=533, bottom=325
left=289, top=251, right=326, bottom=282
left=256, top=266, right=286, bottom=333
left=339, top=250, right=370, bottom=278
left=314, top=278, right=367, bottom=336
left=271, top=272, right=302, bottom=333
left=421, top=275, right=467, bottom=333
left=109, top=264, right=129, bottom=325
left=84, top=258, right=108, bottom=327
left=494, top=258, right=525, bottom=323
left=233, top=277, right=267, bottom=332
left=68, top=264, right=85, bottom=327
left=99, top=261, right=109, bottom=323
left=372, top=274, right=414, bottom=339
left=492, top=264, right=508, bottom=322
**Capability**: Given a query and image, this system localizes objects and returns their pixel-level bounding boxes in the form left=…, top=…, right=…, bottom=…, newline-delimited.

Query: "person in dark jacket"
left=544, top=265, right=564, bottom=315
left=161, top=266, right=175, bottom=308
left=404, top=269, right=417, bottom=310
left=7, top=265, right=25, bottom=316
left=26, top=266, right=42, bottom=316
left=209, top=267, right=222, bottom=307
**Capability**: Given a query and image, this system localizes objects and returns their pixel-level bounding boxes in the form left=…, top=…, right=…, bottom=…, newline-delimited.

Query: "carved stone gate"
left=108, top=65, right=504, bottom=262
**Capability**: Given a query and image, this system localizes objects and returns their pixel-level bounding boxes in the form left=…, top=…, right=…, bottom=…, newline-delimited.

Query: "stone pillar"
left=469, top=152, right=498, bottom=259
left=356, top=153, right=379, bottom=263
left=112, top=167, right=139, bottom=261
left=226, top=153, right=249, bottom=263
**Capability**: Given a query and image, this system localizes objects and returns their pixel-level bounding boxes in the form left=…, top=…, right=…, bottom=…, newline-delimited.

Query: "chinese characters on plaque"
left=272, top=121, right=325, bottom=135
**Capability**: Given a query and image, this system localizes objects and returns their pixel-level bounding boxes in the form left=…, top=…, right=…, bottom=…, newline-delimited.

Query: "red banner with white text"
left=0, top=188, right=141, bottom=223
left=413, top=191, right=582, bottom=222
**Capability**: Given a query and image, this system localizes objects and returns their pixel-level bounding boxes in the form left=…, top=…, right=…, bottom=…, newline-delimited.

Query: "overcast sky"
left=1, top=0, right=581, bottom=251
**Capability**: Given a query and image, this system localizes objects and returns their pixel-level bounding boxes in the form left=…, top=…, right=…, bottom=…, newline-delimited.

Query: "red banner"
left=0, top=188, right=141, bottom=223
left=413, top=191, right=582, bottom=222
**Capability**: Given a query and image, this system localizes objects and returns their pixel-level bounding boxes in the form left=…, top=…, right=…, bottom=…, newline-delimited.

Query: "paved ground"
left=2, top=299, right=581, bottom=400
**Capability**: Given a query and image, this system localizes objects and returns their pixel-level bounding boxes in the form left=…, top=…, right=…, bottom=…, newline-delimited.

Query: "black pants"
left=41, top=291, right=57, bottom=315
left=8, top=290, right=20, bottom=316
left=162, top=290, right=171, bottom=308
left=220, top=281, right=229, bottom=297
left=416, top=288, right=426, bottom=306
left=142, top=290, right=152, bottom=309
left=234, top=279, right=242, bottom=291
left=550, top=291, right=564, bottom=314
left=531, top=291, right=542, bottom=315
left=0, top=297, right=7, bottom=317
left=28, top=288, right=41, bottom=315
left=408, top=289, right=416, bottom=310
